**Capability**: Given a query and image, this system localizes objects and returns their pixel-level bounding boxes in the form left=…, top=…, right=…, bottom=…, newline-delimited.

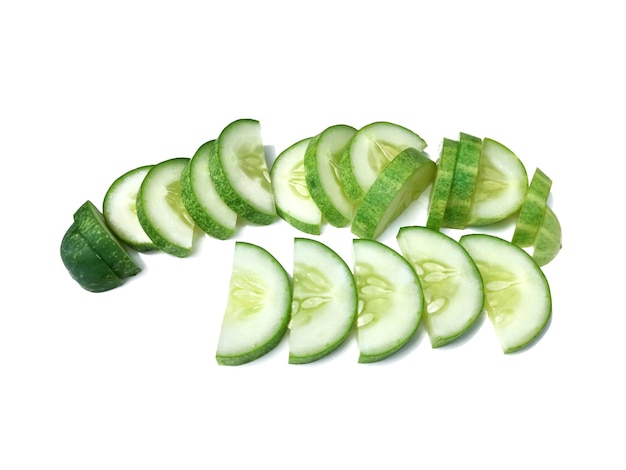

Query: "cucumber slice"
left=397, top=226, right=484, bottom=348
left=216, top=242, right=291, bottom=365
left=270, top=137, right=322, bottom=235
left=181, top=140, right=238, bottom=240
left=351, top=147, right=436, bottom=239
left=60, top=223, right=122, bottom=292
left=304, top=124, right=357, bottom=227
left=210, top=119, right=276, bottom=225
left=136, top=157, right=197, bottom=258
left=426, top=138, right=459, bottom=230
left=532, top=206, right=562, bottom=266
left=442, top=132, right=482, bottom=229
left=353, top=239, right=423, bottom=363
left=73, top=200, right=141, bottom=278
left=288, top=238, right=357, bottom=364
left=459, top=233, right=552, bottom=353
left=103, top=165, right=157, bottom=252
left=339, top=121, right=427, bottom=202
left=512, top=167, right=552, bottom=247
left=467, top=137, right=528, bottom=226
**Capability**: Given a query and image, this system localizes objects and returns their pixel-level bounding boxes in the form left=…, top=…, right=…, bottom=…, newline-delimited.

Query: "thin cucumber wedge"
left=467, top=137, right=528, bottom=226
left=442, top=132, right=482, bottom=229
left=60, top=223, right=122, bottom=293
left=103, top=165, right=157, bottom=252
left=339, top=121, right=427, bottom=202
left=353, top=239, right=423, bottom=363
left=459, top=233, right=552, bottom=354
left=73, top=200, right=141, bottom=278
left=397, top=226, right=484, bottom=348
left=351, top=147, right=436, bottom=239
left=216, top=242, right=291, bottom=365
left=136, top=157, right=197, bottom=258
left=532, top=206, right=562, bottom=266
left=426, top=138, right=459, bottom=230
left=304, top=124, right=357, bottom=227
left=512, top=167, right=552, bottom=247
left=181, top=140, right=238, bottom=240
left=270, top=137, right=322, bottom=235
left=210, top=119, right=276, bottom=225
left=289, top=238, right=357, bottom=364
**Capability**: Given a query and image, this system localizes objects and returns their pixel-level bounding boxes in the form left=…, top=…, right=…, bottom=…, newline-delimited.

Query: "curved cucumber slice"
left=210, top=119, right=276, bottom=225
left=216, top=242, right=291, bottom=365
left=136, top=158, right=196, bottom=258
left=353, top=239, right=423, bottom=363
left=73, top=200, right=140, bottom=278
left=270, top=137, right=322, bottom=235
left=442, top=132, right=482, bottom=229
left=103, top=165, right=157, bottom=252
left=60, top=223, right=122, bottom=292
left=289, top=238, right=357, bottom=364
left=304, top=124, right=356, bottom=227
left=181, top=140, right=238, bottom=240
left=426, top=138, right=459, bottom=230
left=397, top=226, right=484, bottom=348
left=512, top=167, right=552, bottom=247
left=467, top=137, right=528, bottom=226
left=532, top=206, right=562, bottom=266
left=339, top=121, right=427, bottom=202
left=459, top=233, right=552, bottom=353
left=351, top=147, right=436, bottom=239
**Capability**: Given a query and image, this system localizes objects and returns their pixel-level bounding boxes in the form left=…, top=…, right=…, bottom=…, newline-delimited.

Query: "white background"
left=2, top=1, right=624, bottom=468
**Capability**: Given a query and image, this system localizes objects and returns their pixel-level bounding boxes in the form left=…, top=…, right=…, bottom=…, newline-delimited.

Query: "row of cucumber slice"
left=216, top=226, right=552, bottom=365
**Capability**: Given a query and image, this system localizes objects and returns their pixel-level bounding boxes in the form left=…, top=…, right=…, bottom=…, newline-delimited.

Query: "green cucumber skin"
left=73, top=200, right=141, bottom=278
left=275, top=206, right=321, bottom=236
left=60, top=224, right=123, bottom=293
left=304, top=130, right=353, bottom=228
left=512, top=168, right=552, bottom=247
left=426, top=138, right=459, bottom=231
left=442, top=132, right=482, bottom=229
left=181, top=141, right=236, bottom=240
left=338, top=138, right=365, bottom=203
left=352, top=148, right=435, bottom=239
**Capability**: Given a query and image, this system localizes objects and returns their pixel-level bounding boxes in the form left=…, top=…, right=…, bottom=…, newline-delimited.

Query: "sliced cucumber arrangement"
left=353, top=238, right=423, bottom=363
left=136, top=157, right=197, bottom=258
left=397, top=226, right=484, bottom=348
left=216, top=242, right=291, bottom=365
left=304, top=124, right=357, bottom=227
left=459, top=233, right=552, bottom=353
left=103, top=165, right=156, bottom=252
left=181, top=140, right=238, bottom=240
left=289, top=238, right=357, bottom=364
left=339, top=121, right=427, bottom=202
left=270, top=137, right=322, bottom=235
left=210, top=119, right=276, bottom=225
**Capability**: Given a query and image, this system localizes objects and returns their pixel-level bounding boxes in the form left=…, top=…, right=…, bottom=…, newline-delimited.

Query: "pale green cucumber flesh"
left=397, top=226, right=484, bottom=347
left=442, top=132, right=482, bottom=229
left=304, top=124, right=356, bottom=227
left=137, top=158, right=196, bottom=257
left=211, top=119, right=276, bottom=225
left=532, top=206, right=562, bottom=266
left=216, top=242, right=291, bottom=365
left=351, top=148, right=436, bottom=239
left=289, top=238, right=357, bottom=364
left=353, top=238, right=423, bottom=363
left=181, top=140, right=237, bottom=240
left=73, top=200, right=141, bottom=278
left=426, top=138, right=459, bottom=230
left=512, top=167, right=552, bottom=247
left=271, top=137, right=322, bottom=235
left=60, top=223, right=123, bottom=292
left=339, top=121, right=427, bottom=202
left=459, top=233, right=552, bottom=354
left=467, top=137, right=528, bottom=226
left=103, top=165, right=157, bottom=252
